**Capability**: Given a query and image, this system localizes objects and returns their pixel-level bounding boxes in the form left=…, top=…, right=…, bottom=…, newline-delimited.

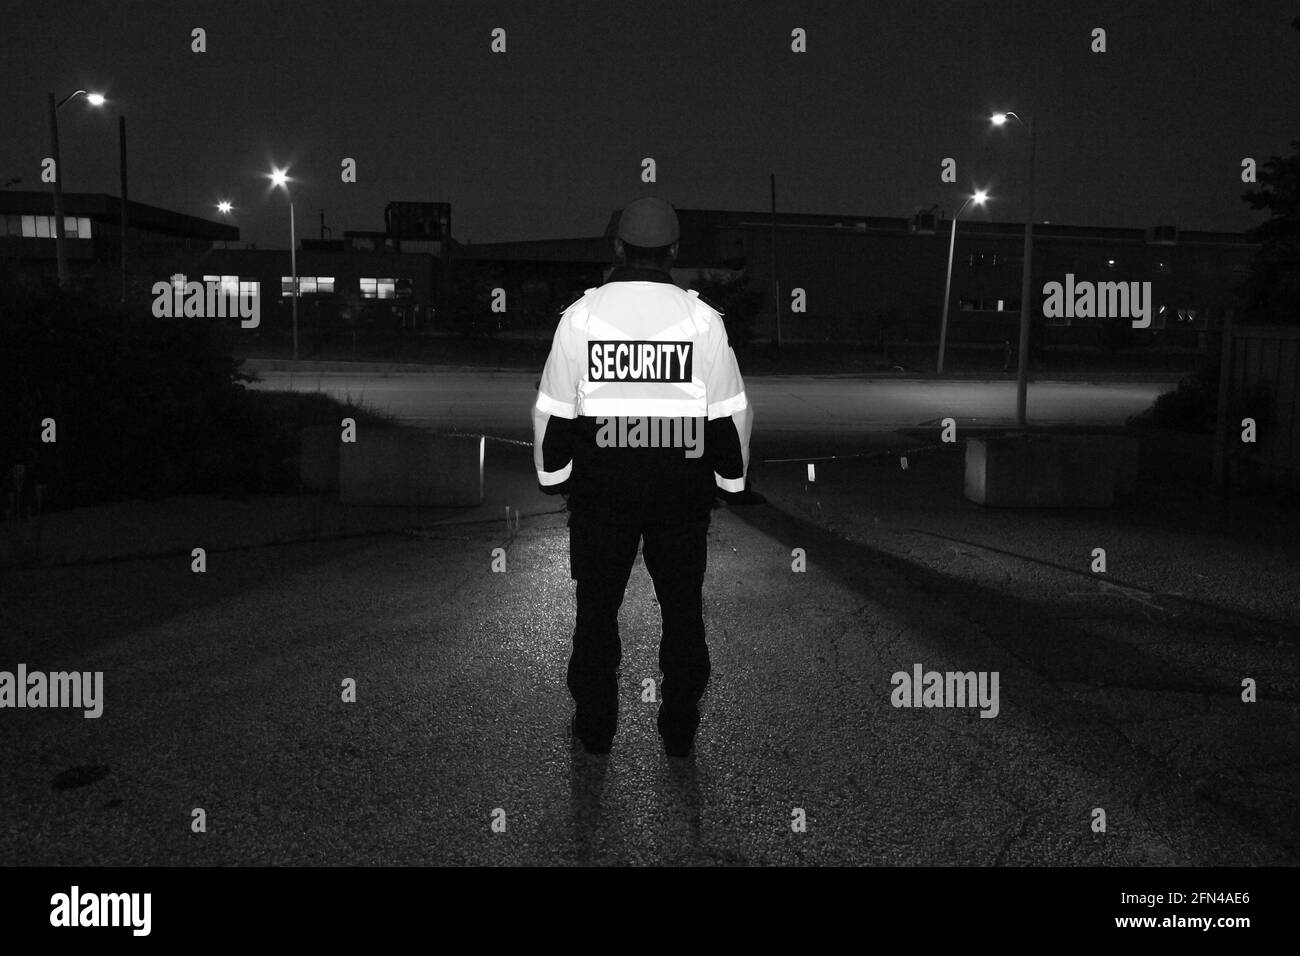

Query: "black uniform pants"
left=567, top=504, right=712, bottom=732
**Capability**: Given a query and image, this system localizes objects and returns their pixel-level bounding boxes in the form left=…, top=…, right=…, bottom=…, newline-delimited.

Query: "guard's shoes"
left=656, top=707, right=698, bottom=758
left=571, top=714, right=615, bottom=755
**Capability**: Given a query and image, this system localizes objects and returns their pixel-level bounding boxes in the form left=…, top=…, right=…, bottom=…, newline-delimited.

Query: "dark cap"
left=617, top=197, right=680, bottom=246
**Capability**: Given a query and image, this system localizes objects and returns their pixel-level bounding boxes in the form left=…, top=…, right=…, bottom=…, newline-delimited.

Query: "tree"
left=1240, top=139, right=1300, bottom=324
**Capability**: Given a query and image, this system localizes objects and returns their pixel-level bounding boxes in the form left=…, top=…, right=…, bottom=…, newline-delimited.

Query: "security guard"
left=533, top=197, right=753, bottom=757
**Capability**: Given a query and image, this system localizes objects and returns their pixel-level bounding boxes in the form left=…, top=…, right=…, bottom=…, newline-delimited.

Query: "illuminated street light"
left=991, top=110, right=1037, bottom=425
left=937, top=190, right=990, bottom=374
left=268, top=166, right=299, bottom=360
left=217, top=201, right=232, bottom=215
left=47, top=89, right=106, bottom=286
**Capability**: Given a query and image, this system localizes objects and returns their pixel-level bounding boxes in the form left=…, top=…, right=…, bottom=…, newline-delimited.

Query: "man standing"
left=532, top=197, right=753, bottom=758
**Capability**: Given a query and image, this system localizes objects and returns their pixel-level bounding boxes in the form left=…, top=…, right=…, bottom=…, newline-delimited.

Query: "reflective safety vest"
left=533, top=277, right=752, bottom=494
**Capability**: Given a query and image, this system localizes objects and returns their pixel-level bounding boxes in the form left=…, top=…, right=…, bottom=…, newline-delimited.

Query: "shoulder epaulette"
left=558, top=288, right=595, bottom=314
left=687, top=289, right=725, bottom=315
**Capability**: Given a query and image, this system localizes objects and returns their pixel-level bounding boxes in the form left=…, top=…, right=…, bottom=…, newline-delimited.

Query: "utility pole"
left=770, top=172, right=781, bottom=350
left=1015, top=116, right=1037, bottom=426
left=47, top=92, right=68, bottom=286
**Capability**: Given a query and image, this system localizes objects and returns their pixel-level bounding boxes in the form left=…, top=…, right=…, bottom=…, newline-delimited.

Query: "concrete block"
left=339, top=429, right=484, bottom=507
left=299, top=425, right=340, bottom=492
left=965, top=435, right=1117, bottom=508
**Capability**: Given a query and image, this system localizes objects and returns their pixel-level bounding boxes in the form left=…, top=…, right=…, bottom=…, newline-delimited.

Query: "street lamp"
left=46, top=89, right=106, bottom=286
left=268, top=167, right=299, bottom=360
left=937, top=190, right=989, bottom=374
left=991, top=111, right=1037, bottom=425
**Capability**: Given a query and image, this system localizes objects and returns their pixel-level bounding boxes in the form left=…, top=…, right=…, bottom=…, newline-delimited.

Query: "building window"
left=360, top=277, right=396, bottom=299
left=203, top=275, right=246, bottom=298
left=280, top=276, right=336, bottom=296
left=18, top=214, right=90, bottom=238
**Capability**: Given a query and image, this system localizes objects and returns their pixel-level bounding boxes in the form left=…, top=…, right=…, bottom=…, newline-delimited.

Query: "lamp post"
left=992, top=111, right=1037, bottom=425
left=46, top=89, right=105, bottom=286
left=269, top=167, right=299, bottom=360
left=937, top=190, right=989, bottom=374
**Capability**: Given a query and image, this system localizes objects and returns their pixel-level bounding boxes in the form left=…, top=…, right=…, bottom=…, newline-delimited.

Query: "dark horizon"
left=4, top=0, right=1296, bottom=250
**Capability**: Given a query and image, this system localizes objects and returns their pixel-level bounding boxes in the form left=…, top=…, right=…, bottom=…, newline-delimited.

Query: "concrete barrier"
left=965, top=434, right=1136, bottom=508
left=339, top=429, right=484, bottom=507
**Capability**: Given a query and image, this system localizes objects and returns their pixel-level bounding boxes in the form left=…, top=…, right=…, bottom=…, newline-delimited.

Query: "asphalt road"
left=2, top=431, right=1295, bottom=866
left=246, top=368, right=1173, bottom=434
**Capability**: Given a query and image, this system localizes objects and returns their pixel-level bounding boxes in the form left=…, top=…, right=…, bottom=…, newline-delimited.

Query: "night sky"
left=5, top=0, right=1296, bottom=249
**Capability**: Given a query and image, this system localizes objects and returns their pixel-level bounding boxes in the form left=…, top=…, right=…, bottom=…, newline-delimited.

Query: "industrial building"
left=1, top=190, right=1258, bottom=354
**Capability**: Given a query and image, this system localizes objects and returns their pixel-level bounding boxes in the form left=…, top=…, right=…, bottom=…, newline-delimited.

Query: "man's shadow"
left=568, top=735, right=610, bottom=863
left=566, top=729, right=706, bottom=863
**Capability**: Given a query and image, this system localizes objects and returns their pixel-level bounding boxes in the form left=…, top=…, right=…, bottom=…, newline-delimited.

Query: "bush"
left=1126, top=362, right=1218, bottom=432
left=0, top=284, right=294, bottom=513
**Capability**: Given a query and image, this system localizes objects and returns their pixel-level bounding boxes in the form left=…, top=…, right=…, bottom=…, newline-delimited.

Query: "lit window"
left=35, top=216, right=50, bottom=238
left=996, top=299, right=1005, bottom=311
left=280, top=276, right=310, bottom=296
left=298, top=277, right=317, bottom=294
left=20, top=215, right=35, bottom=237
left=205, top=275, right=242, bottom=297
left=77, top=217, right=91, bottom=238
left=360, top=277, right=397, bottom=299
left=318, top=277, right=335, bottom=293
